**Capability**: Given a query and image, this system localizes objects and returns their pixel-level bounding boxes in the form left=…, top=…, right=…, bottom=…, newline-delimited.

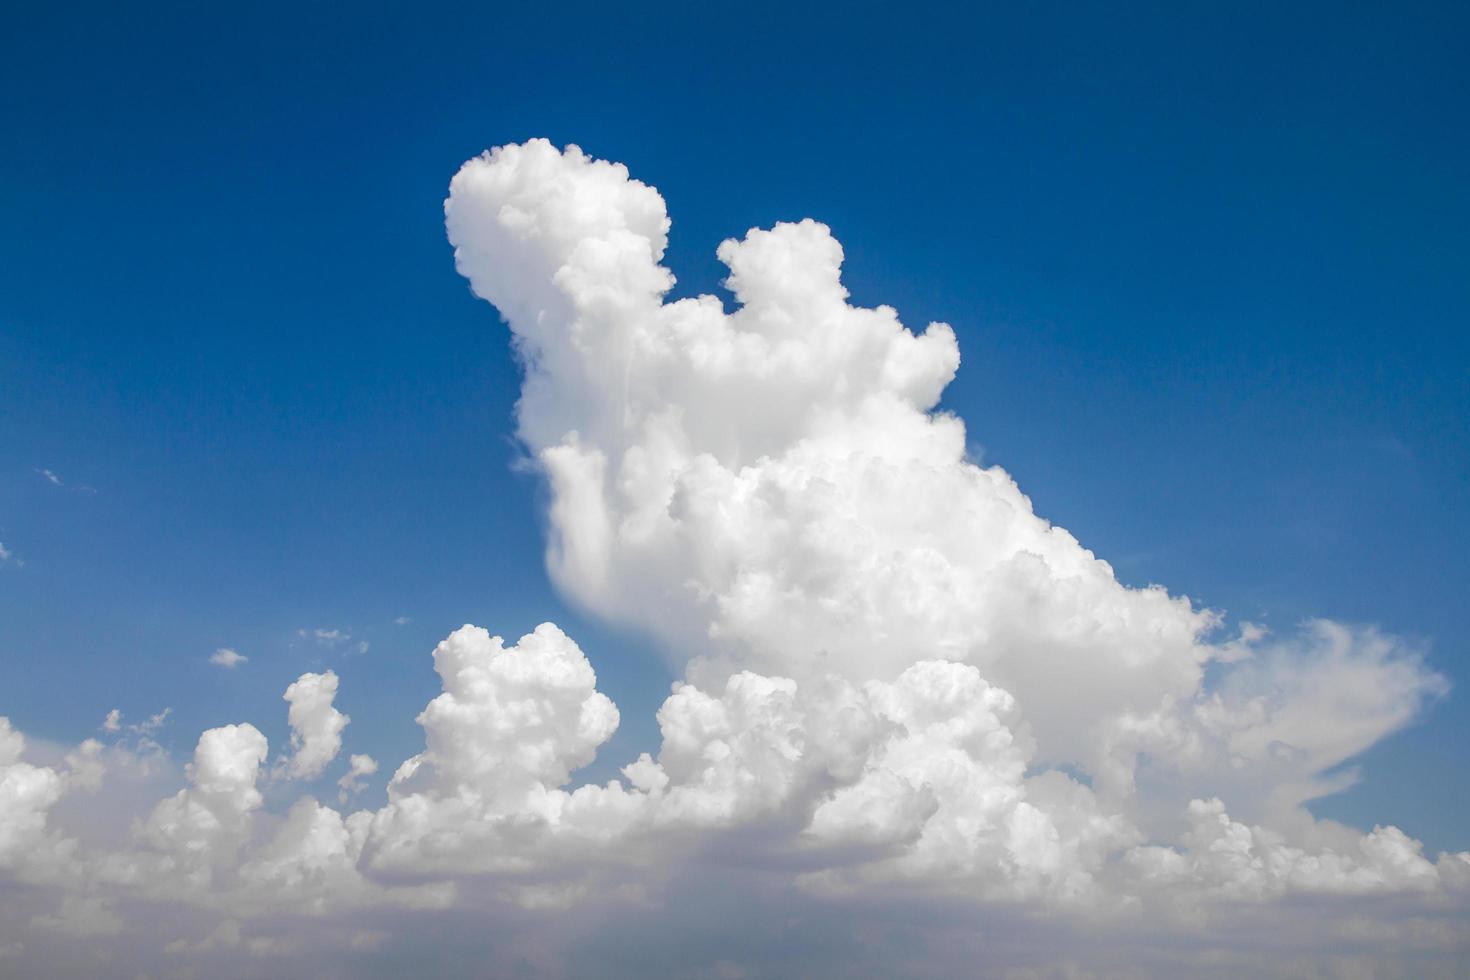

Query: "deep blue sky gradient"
left=1, top=1, right=1466, bottom=849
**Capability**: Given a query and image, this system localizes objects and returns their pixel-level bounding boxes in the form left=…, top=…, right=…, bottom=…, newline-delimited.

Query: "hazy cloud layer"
left=0, top=140, right=1464, bottom=977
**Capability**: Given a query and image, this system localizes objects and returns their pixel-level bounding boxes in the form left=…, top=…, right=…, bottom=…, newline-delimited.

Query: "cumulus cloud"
left=139, top=722, right=269, bottom=855
left=442, top=139, right=1447, bottom=817
left=209, top=647, right=248, bottom=669
left=278, top=671, right=348, bottom=780
left=0, top=140, right=1463, bottom=976
left=0, top=718, right=67, bottom=872
left=363, top=623, right=625, bottom=881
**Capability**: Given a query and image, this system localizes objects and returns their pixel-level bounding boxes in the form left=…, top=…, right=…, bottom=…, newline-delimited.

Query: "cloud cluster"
left=0, top=140, right=1464, bottom=977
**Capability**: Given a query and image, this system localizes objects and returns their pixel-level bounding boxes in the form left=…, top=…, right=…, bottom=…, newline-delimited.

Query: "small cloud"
left=337, top=753, right=378, bottom=803
left=33, top=468, right=95, bottom=493
left=355, top=640, right=370, bottom=655
left=131, top=708, right=171, bottom=737
left=298, top=628, right=349, bottom=647
left=394, top=616, right=412, bottom=626
left=101, top=707, right=171, bottom=759
left=0, top=541, right=18, bottom=567
left=278, top=670, right=348, bottom=781
left=210, top=648, right=248, bottom=669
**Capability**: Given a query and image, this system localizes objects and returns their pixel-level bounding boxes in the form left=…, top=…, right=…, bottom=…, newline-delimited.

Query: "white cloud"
left=132, top=708, right=171, bottom=736
left=0, top=541, right=19, bottom=567
left=93, top=708, right=172, bottom=765
left=363, top=624, right=623, bottom=878
left=0, top=140, right=1463, bottom=976
left=336, top=753, right=378, bottom=803
left=395, top=616, right=412, bottom=626
left=209, top=648, right=248, bottom=669
left=443, top=139, right=1445, bottom=806
left=278, top=671, right=348, bottom=781
left=0, top=718, right=66, bottom=872
left=140, top=722, right=269, bottom=855
left=33, top=468, right=94, bottom=493
left=298, top=627, right=349, bottom=646
left=445, top=140, right=1216, bottom=787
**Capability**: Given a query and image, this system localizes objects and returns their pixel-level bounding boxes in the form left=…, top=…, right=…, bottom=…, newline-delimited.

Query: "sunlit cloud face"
left=0, top=140, right=1464, bottom=978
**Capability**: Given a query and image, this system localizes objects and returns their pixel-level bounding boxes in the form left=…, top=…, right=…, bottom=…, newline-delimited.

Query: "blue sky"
left=2, top=0, right=1467, bottom=865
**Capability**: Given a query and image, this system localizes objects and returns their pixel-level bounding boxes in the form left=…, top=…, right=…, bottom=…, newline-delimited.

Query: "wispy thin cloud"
left=298, top=628, right=349, bottom=647
left=132, top=708, right=171, bottom=736
left=34, top=468, right=96, bottom=493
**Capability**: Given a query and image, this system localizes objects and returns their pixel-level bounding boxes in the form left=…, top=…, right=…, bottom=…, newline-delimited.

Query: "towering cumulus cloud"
left=442, top=139, right=1447, bottom=823
left=0, top=140, right=1465, bottom=977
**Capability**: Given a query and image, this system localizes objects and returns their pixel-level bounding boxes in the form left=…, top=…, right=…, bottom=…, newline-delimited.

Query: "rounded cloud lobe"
left=0, top=139, right=1464, bottom=977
